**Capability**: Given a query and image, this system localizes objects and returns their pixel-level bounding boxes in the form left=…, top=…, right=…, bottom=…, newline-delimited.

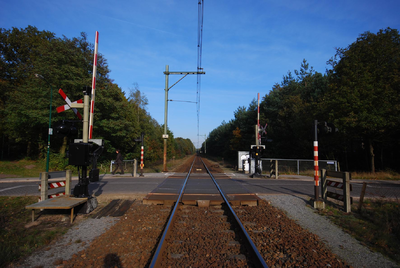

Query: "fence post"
left=133, top=159, right=137, bottom=177
left=40, top=172, right=48, bottom=201
left=344, top=172, right=351, bottom=213
left=321, top=169, right=327, bottom=202
left=270, top=160, right=275, bottom=178
left=275, top=160, right=279, bottom=179
left=358, top=182, right=367, bottom=212
left=65, top=170, right=72, bottom=195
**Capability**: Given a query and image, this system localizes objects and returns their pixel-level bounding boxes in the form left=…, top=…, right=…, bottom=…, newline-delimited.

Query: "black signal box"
left=69, top=143, right=92, bottom=166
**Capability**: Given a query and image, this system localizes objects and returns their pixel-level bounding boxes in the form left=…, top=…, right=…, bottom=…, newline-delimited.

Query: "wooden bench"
left=25, top=196, right=88, bottom=224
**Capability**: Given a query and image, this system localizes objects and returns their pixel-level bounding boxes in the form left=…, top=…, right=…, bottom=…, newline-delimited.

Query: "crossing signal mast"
left=250, top=93, right=266, bottom=178
left=55, top=32, right=103, bottom=213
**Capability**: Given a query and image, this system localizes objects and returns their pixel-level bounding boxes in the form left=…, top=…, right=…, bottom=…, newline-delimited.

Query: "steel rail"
left=149, top=156, right=196, bottom=268
left=200, top=157, right=269, bottom=268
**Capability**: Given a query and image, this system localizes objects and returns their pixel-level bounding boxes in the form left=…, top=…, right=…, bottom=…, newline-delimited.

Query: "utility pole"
left=163, top=65, right=205, bottom=172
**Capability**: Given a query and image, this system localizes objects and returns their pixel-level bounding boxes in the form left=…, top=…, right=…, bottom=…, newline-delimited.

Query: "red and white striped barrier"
left=56, top=88, right=83, bottom=120
left=321, top=169, right=353, bottom=212
left=89, top=31, right=99, bottom=139
left=39, top=180, right=66, bottom=190
left=326, top=180, right=343, bottom=189
left=39, top=171, right=71, bottom=202
left=39, top=192, right=66, bottom=202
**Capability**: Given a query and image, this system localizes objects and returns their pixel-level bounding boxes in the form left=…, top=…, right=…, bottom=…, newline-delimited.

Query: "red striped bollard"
left=314, top=141, right=319, bottom=199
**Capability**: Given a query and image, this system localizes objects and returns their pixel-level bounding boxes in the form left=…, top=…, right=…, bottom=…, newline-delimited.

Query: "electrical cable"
left=196, top=0, right=204, bottom=149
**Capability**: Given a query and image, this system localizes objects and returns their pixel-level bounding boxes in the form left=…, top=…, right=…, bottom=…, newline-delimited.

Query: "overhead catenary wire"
left=196, top=0, right=204, bottom=149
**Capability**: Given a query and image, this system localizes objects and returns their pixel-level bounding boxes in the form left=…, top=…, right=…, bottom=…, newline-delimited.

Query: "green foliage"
left=0, top=26, right=194, bottom=165
left=326, top=28, right=400, bottom=172
left=206, top=28, right=400, bottom=172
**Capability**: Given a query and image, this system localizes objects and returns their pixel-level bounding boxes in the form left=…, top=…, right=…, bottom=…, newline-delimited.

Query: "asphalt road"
left=1, top=172, right=399, bottom=200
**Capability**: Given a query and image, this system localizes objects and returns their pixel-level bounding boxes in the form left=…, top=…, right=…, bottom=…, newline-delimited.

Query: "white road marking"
left=0, top=185, right=36, bottom=192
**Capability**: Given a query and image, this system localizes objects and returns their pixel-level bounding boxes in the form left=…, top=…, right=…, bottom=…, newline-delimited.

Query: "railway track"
left=60, top=155, right=352, bottom=267
left=149, top=155, right=268, bottom=268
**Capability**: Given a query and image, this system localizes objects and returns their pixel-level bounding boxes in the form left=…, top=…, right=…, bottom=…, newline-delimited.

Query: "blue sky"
left=2, top=0, right=400, bottom=148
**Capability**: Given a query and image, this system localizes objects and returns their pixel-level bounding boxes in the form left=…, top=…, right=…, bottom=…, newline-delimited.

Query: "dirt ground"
left=173, top=154, right=224, bottom=173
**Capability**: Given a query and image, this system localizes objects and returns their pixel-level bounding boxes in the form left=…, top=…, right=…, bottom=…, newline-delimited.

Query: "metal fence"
left=260, top=158, right=338, bottom=175
left=109, top=159, right=138, bottom=176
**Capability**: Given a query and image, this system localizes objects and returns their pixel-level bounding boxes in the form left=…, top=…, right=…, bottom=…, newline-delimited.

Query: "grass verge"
left=318, top=199, right=400, bottom=264
left=0, top=160, right=45, bottom=178
left=0, top=196, right=69, bottom=267
left=294, top=170, right=400, bottom=180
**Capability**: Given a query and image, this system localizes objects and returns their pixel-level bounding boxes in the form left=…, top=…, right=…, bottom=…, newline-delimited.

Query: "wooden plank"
left=92, top=199, right=121, bottom=219
left=48, top=171, right=66, bottom=179
left=326, top=170, right=345, bottom=178
left=112, top=200, right=135, bottom=217
left=26, top=196, right=88, bottom=210
left=327, top=191, right=344, bottom=201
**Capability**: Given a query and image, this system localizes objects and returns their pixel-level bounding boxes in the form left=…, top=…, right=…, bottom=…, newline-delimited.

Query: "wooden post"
left=270, top=160, right=274, bottom=178
left=71, top=208, right=74, bottom=224
left=275, top=160, right=279, bottom=179
left=133, top=159, right=137, bottom=177
left=40, top=172, right=48, bottom=201
left=358, top=182, right=367, bottom=212
left=65, top=170, right=72, bottom=195
left=344, top=172, right=351, bottom=213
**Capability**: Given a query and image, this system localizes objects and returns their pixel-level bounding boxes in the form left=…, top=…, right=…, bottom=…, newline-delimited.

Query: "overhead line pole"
left=163, top=65, right=205, bottom=172
left=198, top=134, right=207, bottom=154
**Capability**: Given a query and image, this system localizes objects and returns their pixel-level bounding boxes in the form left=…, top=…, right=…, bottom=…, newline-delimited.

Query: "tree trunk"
left=26, top=140, right=32, bottom=158
left=369, top=139, right=375, bottom=173
left=59, top=136, right=68, bottom=155
left=38, top=133, right=44, bottom=159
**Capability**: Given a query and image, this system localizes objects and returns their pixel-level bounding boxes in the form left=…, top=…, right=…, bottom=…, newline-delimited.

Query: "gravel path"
left=259, top=194, right=399, bottom=268
left=16, top=217, right=119, bottom=268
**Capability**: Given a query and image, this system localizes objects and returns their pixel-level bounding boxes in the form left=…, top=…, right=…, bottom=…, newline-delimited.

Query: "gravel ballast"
left=16, top=217, right=119, bottom=268
left=259, top=194, right=399, bottom=268
left=13, top=196, right=399, bottom=267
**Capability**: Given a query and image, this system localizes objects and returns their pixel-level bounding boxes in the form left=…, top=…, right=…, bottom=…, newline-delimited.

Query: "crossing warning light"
left=318, top=122, right=338, bottom=135
left=54, top=121, right=78, bottom=137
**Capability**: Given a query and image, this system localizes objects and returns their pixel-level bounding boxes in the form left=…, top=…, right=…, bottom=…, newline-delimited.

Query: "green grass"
left=350, top=171, right=400, bottom=181
left=0, top=196, right=69, bottom=267
left=0, top=159, right=45, bottom=178
left=0, top=154, right=194, bottom=178
left=318, top=200, right=400, bottom=264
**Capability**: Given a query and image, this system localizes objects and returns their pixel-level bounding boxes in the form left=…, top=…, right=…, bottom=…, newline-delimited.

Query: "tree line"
left=203, top=28, right=400, bottom=173
left=0, top=26, right=194, bottom=168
